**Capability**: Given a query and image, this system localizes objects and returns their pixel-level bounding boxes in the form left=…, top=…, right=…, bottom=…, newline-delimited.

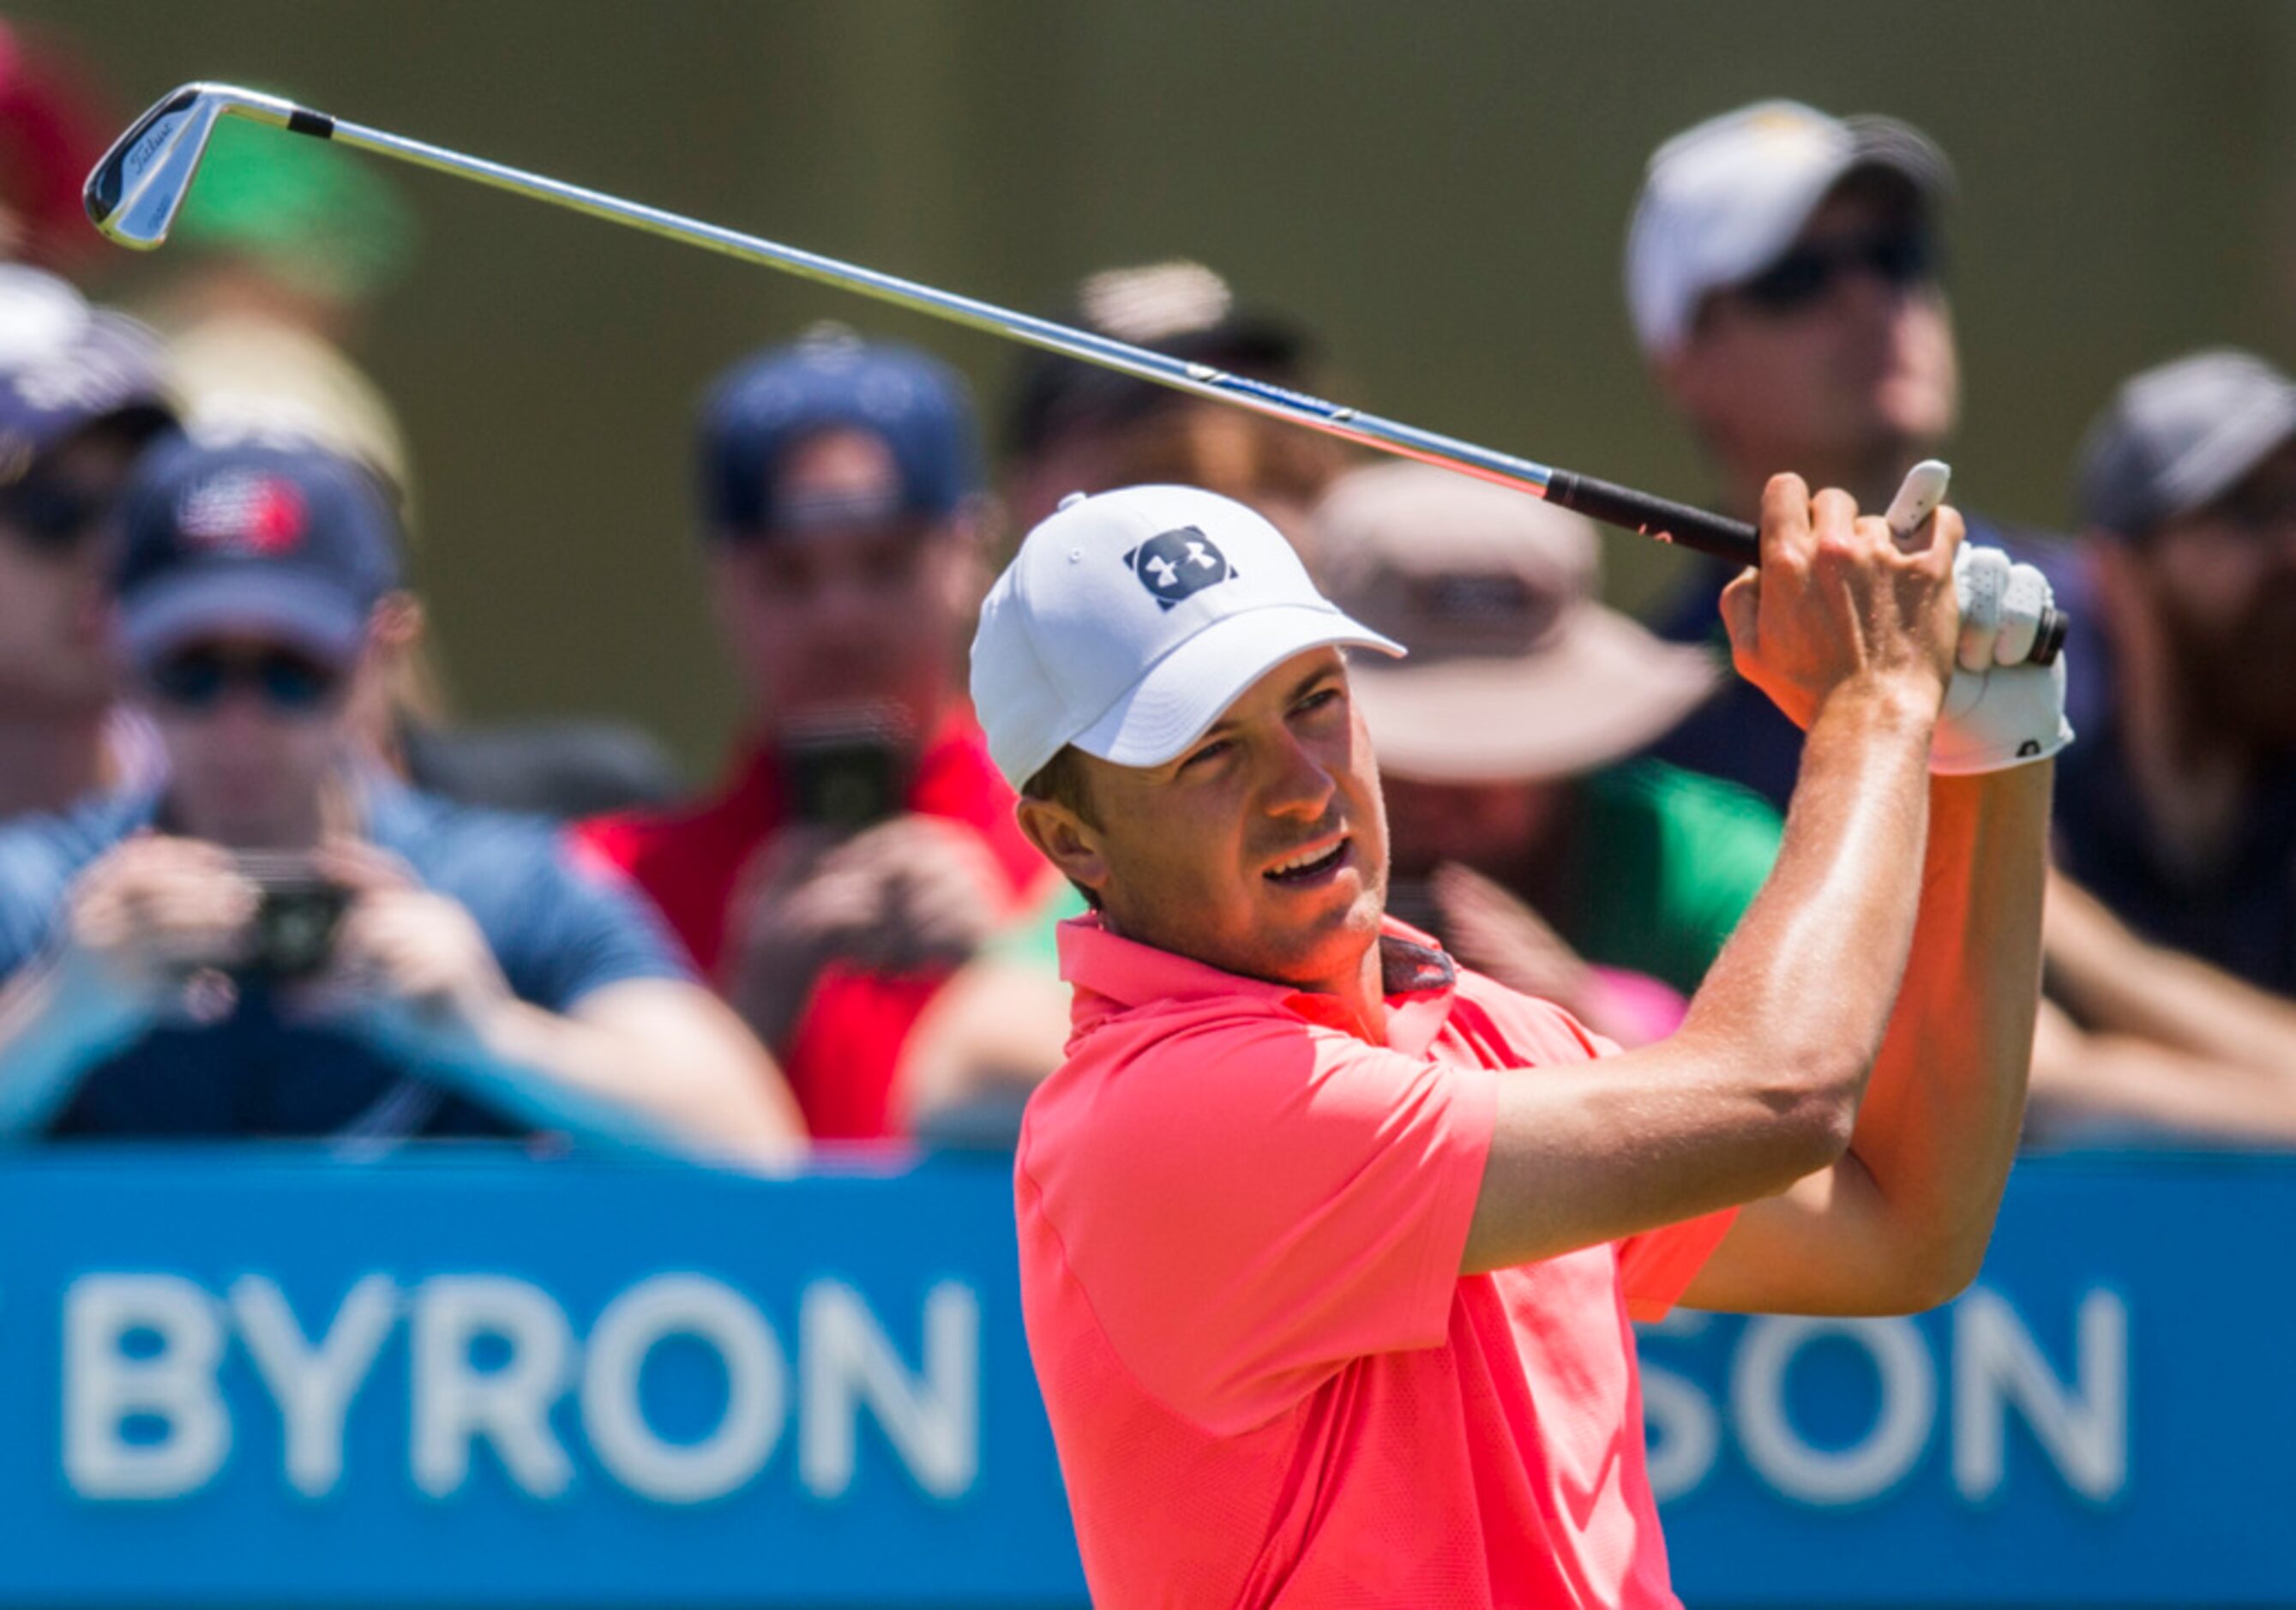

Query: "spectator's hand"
left=1928, top=544, right=2073, bottom=774
left=302, top=838, right=513, bottom=1038
left=63, top=835, right=257, bottom=1002
left=1719, top=474, right=1962, bottom=731
left=1427, top=861, right=1595, bottom=1007
left=1426, top=864, right=1692, bottom=1046
left=725, top=814, right=1006, bottom=1050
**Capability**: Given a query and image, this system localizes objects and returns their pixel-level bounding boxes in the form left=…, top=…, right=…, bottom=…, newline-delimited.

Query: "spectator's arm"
left=0, top=836, right=255, bottom=1137
left=322, top=844, right=804, bottom=1166
left=2043, top=868, right=2296, bottom=1077
left=382, top=977, right=806, bottom=1166
left=896, top=957, right=1073, bottom=1136
left=0, top=949, right=152, bottom=1136
left=2026, top=994, right=2296, bottom=1145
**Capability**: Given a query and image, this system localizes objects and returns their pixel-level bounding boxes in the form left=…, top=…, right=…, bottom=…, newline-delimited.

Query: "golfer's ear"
left=1016, top=796, right=1109, bottom=898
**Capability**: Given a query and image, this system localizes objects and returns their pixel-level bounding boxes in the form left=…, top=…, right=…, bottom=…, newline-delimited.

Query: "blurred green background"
left=33, top=0, right=2296, bottom=776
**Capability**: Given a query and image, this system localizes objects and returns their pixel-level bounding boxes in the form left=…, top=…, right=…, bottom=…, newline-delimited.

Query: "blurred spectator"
left=0, top=21, right=116, bottom=279
left=148, top=115, right=680, bottom=820
left=1319, top=461, right=1767, bottom=1021
left=579, top=328, right=1052, bottom=1140
left=0, top=437, right=800, bottom=1159
left=1626, top=100, right=2100, bottom=810
left=2023, top=351, right=2296, bottom=1144
left=1002, top=261, right=1352, bottom=550
left=0, top=267, right=176, bottom=819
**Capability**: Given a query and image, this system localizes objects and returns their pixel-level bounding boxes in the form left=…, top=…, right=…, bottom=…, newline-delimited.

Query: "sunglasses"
left=2206, top=478, right=2296, bottom=537
left=0, top=478, right=106, bottom=554
left=144, top=647, right=345, bottom=712
left=1734, top=229, right=1939, bottom=315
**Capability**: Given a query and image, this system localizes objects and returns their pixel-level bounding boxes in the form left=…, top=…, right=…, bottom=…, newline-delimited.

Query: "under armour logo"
left=1123, top=526, right=1237, bottom=610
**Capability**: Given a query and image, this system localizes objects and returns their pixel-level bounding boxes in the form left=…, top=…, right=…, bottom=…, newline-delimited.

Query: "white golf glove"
left=1929, top=544, right=2073, bottom=775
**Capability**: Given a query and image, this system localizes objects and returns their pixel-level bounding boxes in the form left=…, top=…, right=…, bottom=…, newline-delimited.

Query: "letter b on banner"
left=64, top=1275, right=231, bottom=1499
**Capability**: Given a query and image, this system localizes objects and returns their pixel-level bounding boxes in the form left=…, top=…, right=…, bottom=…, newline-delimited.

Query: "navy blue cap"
left=114, top=437, right=402, bottom=670
left=2077, top=350, right=2296, bottom=538
left=0, top=266, right=174, bottom=484
left=698, top=327, right=981, bottom=538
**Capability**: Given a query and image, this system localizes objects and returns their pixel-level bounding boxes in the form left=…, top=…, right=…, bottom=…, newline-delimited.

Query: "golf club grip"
left=1541, top=471, right=1757, bottom=563
left=1543, top=470, right=2065, bottom=666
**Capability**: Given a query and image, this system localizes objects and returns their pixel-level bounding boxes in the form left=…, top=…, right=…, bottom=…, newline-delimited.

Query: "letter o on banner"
left=1732, top=1317, right=1934, bottom=1505
left=581, top=1275, right=787, bottom=1503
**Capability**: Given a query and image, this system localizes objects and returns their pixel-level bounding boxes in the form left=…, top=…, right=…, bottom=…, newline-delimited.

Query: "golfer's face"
left=1085, top=646, right=1389, bottom=991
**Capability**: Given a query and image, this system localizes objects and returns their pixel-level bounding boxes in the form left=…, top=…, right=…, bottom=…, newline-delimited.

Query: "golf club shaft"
left=88, top=84, right=2067, bottom=667
left=276, top=105, right=1766, bottom=563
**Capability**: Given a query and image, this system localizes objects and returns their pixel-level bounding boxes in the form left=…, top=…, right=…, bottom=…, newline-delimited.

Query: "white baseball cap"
left=970, top=484, right=1403, bottom=790
left=1626, top=99, right=1951, bottom=357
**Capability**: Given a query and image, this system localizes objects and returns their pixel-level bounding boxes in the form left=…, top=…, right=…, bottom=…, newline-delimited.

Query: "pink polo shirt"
left=1016, top=916, right=1734, bottom=1608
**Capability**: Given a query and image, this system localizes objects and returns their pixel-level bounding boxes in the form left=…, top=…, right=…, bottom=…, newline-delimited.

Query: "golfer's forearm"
left=1841, top=764, right=2051, bottom=1293
left=1466, top=690, right=1942, bottom=1274
left=1674, top=684, right=1939, bottom=1151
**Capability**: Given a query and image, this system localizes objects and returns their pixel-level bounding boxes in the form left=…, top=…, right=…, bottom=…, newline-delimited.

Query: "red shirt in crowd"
left=575, top=711, right=1046, bottom=1138
left=1018, top=913, right=1734, bottom=1607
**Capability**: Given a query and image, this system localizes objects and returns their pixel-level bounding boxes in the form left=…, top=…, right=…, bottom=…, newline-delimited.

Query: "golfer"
left=970, top=476, right=2066, bottom=1606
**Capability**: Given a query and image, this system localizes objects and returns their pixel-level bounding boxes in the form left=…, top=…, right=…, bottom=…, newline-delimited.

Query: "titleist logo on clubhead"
left=117, top=112, right=188, bottom=195
left=1124, top=526, right=1238, bottom=611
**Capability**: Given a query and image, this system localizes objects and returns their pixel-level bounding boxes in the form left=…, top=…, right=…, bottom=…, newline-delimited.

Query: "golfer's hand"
left=63, top=836, right=257, bottom=1000
left=1930, top=544, right=2074, bottom=773
left=1719, top=473, right=1962, bottom=731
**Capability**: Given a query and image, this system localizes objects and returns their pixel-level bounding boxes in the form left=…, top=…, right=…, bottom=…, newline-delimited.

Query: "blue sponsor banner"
left=0, top=1148, right=1084, bottom=1607
left=0, top=1148, right=2287, bottom=1605
left=1653, top=1153, right=2296, bottom=1607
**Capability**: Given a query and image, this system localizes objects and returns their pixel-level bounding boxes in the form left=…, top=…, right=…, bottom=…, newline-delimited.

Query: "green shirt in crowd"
left=1549, top=760, right=1782, bottom=996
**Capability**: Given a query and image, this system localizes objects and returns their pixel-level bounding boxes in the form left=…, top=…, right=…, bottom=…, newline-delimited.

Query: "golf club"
left=83, top=81, right=2065, bottom=664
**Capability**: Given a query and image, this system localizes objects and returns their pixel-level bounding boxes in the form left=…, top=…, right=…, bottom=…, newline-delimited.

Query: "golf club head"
left=82, top=82, right=301, bottom=249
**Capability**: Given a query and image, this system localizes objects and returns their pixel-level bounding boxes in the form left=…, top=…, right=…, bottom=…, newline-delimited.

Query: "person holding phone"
left=578, top=327, right=1054, bottom=1140
left=0, top=436, right=800, bottom=1159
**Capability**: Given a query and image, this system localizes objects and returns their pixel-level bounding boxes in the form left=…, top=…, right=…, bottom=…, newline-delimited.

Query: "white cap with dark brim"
left=971, top=484, right=1403, bottom=790
left=1627, top=99, right=1952, bottom=357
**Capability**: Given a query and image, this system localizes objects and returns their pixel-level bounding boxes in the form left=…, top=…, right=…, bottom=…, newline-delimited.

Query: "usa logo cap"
left=970, top=484, right=1403, bottom=790
left=114, top=436, right=401, bottom=671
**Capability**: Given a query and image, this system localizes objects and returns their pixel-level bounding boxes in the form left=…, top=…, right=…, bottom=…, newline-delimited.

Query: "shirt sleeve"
left=1616, top=1209, right=1739, bottom=1323
left=1032, top=1007, right=1498, bottom=1435
left=477, top=826, right=694, bottom=1012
